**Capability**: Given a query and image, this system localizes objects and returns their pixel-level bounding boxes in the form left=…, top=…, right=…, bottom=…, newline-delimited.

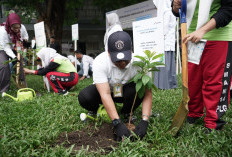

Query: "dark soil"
left=56, top=123, right=118, bottom=154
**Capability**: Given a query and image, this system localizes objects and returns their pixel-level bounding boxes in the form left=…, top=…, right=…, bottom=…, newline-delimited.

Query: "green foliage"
left=0, top=0, right=84, bottom=24
left=0, top=75, right=232, bottom=156
left=132, top=50, right=164, bottom=98
left=93, top=0, right=145, bottom=12
left=0, top=0, right=41, bottom=23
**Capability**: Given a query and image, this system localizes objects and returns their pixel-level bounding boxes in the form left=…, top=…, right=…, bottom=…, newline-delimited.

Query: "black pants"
left=78, top=82, right=143, bottom=114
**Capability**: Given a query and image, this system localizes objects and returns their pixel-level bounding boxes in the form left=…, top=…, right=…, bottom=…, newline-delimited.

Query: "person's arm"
left=141, top=89, right=153, bottom=120
left=24, top=61, right=59, bottom=75
left=183, top=18, right=216, bottom=44
left=95, top=82, right=119, bottom=120
left=211, top=0, right=232, bottom=28
left=0, top=29, right=16, bottom=59
left=96, top=82, right=131, bottom=141
left=183, top=0, right=232, bottom=44
left=133, top=89, right=152, bottom=139
left=171, top=0, right=181, bottom=17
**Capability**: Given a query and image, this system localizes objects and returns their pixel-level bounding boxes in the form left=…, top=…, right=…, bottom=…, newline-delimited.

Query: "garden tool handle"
left=179, top=0, right=188, bottom=89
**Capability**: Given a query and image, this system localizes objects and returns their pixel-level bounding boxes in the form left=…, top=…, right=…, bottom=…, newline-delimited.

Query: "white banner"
left=72, top=24, right=79, bottom=41
left=133, top=17, right=164, bottom=65
left=34, top=21, right=47, bottom=49
left=106, top=0, right=156, bottom=29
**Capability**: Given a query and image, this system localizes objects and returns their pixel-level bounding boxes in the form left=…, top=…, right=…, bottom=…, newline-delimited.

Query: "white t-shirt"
left=82, top=55, right=94, bottom=76
left=93, top=52, right=139, bottom=90
left=0, top=24, right=29, bottom=59
left=67, top=55, right=80, bottom=65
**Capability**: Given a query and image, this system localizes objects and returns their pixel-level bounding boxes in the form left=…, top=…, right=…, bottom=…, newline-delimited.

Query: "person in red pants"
left=24, top=47, right=78, bottom=95
left=172, top=0, right=232, bottom=133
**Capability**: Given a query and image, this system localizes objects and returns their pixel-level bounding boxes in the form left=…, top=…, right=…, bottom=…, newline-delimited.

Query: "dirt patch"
left=56, top=123, right=118, bottom=154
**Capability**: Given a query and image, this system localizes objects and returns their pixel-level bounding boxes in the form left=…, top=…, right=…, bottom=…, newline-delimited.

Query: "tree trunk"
left=37, top=0, right=66, bottom=50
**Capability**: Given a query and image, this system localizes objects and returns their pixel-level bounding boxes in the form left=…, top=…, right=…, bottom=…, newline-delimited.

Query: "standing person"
left=172, top=0, right=232, bottom=133
left=49, top=36, right=60, bottom=54
left=0, top=12, right=29, bottom=93
left=104, top=13, right=123, bottom=52
left=24, top=47, right=78, bottom=95
left=75, top=49, right=93, bottom=81
left=78, top=31, right=153, bottom=141
left=153, top=0, right=178, bottom=89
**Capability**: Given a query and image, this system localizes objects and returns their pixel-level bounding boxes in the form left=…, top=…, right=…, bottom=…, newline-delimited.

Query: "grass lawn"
left=0, top=74, right=231, bottom=156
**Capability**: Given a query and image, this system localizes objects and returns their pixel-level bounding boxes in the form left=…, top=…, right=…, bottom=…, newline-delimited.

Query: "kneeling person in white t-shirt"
left=78, top=31, right=153, bottom=141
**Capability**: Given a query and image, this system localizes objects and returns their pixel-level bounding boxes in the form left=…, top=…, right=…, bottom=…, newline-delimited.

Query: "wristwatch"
left=112, top=119, right=121, bottom=127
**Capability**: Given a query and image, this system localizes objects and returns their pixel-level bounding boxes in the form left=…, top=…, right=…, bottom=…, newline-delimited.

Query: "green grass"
left=0, top=75, right=232, bottom=156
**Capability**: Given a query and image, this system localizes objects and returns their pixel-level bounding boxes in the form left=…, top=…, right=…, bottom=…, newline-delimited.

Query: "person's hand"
left=183, top=28, right=207, bottom=44
left=80, top=76, right=86, bottom=81
left=24, top=68, right=34, bottom=74
left=133, top=120, right=148, bottom=139
left=113, top=121, right=131, bottom=141
left=173, top=0, right=181, bottom=13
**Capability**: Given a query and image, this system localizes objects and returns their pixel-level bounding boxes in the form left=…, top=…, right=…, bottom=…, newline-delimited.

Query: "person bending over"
left=0, top=12, right=28, bottom=92
left=78, top=31, right=153, bottom=141
left=24, top=47, right=79, bottom=95
left=75, top=49, right=93, bottom=80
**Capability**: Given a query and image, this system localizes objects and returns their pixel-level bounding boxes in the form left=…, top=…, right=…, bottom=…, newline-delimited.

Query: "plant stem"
left=129, top=92, right=137, bottom=127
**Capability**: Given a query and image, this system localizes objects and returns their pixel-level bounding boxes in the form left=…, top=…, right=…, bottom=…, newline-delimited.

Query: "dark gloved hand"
left=133, top=120, right=148, bottom=139
left=113, top=121, right=131, bottom=141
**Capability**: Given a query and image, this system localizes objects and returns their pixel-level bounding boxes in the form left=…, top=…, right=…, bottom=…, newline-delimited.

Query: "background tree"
left=1, top=0, right=84, bottom=45
left=1, top=0, right=146, bottom=44
left=93, top=0, right=145, bottom=13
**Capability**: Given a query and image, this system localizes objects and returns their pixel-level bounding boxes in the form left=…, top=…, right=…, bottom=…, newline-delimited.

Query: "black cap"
left=108, top=31, right=132, bottom=63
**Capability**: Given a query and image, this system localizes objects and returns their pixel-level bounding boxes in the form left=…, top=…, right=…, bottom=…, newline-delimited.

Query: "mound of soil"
left=56, top=123, right=118, bottom=154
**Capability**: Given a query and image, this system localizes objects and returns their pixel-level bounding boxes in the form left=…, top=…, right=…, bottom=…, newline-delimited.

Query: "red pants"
left=188, top=41, right=232, bottom=129
left=46, top=72, right=79, bottom=93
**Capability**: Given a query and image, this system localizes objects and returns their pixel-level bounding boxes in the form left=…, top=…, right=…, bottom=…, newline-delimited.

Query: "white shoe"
left=63, top=91, right=69, bottom=96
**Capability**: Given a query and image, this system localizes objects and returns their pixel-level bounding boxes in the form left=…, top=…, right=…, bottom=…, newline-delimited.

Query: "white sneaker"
left=63, top=91, right=69, bottom=96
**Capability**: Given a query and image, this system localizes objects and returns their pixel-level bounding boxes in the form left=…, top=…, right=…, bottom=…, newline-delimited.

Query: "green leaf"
left=133, top=61, right=145, bottom=68
left=145, top=60, right=150, bottom=65
left=142, top=75, right=150, bottom=86
left=152, top=54, right=164, bottom=61
left=150, top=51, right=156, bottom=58
left=149, top=67, right=160, bottom=72
left=134, top=55, right=146, bottom=62
left=133, top=73, right=143, bottom=83
left=144, top=50, right=151, bottom=59
left=138, top=86, right=145, bottom=98
left=150, top=62, right=165, bottom=67
left=136, top=80, right=143, bottom=93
